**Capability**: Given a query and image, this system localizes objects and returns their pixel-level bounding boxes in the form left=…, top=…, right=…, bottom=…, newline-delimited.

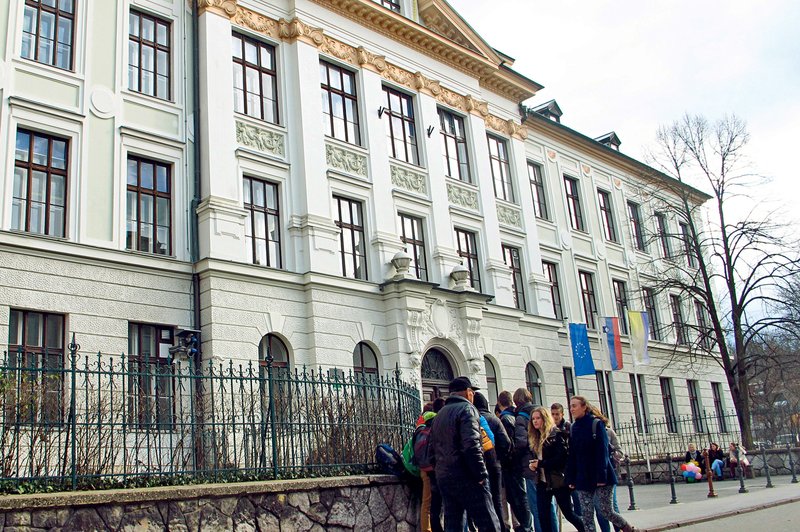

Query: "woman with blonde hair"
left=528, top=406, right=585, bottom=532
left=565, top=396, right=634, bottom=532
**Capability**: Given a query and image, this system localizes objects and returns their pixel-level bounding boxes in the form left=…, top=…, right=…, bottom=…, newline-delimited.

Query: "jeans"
left=525, top=478, right=557, bottom=532
left=504, top=470, right=532, bottom=532
left=536, top=484, right=584, bottom=532
left=711, top=459, right=724, bottom=478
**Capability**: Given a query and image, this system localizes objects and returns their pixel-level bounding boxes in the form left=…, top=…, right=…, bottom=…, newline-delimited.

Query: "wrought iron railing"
left=0, top=338, right=419, bottom=493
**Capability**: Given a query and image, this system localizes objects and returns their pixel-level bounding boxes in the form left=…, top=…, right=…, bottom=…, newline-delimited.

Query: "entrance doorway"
left=421, top=348, right=455, bottom=402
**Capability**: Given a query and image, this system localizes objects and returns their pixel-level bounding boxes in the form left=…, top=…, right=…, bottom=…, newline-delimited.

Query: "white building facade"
left=0, top=0, right=732, bottom=432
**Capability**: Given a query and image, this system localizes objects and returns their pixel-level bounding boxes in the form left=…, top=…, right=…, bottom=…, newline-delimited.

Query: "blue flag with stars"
left=569, top=323, right=596, bottom=376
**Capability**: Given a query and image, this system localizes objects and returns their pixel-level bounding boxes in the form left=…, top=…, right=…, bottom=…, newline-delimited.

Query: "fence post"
left=789, top=444, right=798, bottom=484
left=760, top=443, right=773, bottom=488
left=266, top=352, right=278, bottom=479
left=668, top=453, right=678, bottom=504
left=68, top=333, right=79, bottom=491
left=624, top=455, right=637, bottom=510
left=735, top=445, right=748, bottom=493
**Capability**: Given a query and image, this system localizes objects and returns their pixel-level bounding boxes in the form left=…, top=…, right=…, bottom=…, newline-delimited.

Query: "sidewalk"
left=558, top=474, right=800, bottom=531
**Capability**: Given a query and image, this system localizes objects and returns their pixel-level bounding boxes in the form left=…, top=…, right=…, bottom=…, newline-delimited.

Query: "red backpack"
left=412, top=421, right=435, bottom=472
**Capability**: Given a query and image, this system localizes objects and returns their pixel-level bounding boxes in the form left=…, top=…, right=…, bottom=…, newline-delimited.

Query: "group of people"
left=409, top=376, right=636, bottom=532
left=684, top=441, right=749, bottom=481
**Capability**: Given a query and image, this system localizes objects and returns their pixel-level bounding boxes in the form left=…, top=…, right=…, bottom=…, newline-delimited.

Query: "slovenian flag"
left=569, top=323, right=596, bottom=376
left=627, top=311, right=651, bottom=366
left=604, top=317, right=624, bottom=370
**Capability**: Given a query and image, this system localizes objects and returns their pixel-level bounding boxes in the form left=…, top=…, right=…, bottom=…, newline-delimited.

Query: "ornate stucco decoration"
left=546, top=149, right=558, bottom=162
left=390, top=164, right=427, bottom=195
left=581, top=164, right=592, bottom=176
left=464, top=317, right=483, bottom=372
left=235, top=121, right=285, bottom=156
left=496, top=204, right=522, bottom=228
left=325, top=143, right=368, bottom=177
left=228, top=7, right=525, bottom=137
left=447, top=182, right=479, bottom=211
left=423, top=299, right=465, bottom=346
left=196, top=0, right=237, bottom=17
left=421, top=12, right=480, bottom=53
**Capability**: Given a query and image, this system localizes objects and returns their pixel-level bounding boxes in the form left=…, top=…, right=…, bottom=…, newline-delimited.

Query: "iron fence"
left=0, top=339, right=419, bottom=493
left=616, top=409, right=799, bottom=461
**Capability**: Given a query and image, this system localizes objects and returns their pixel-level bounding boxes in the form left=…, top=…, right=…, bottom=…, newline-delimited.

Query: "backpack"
left=401, top=436, right=420, bottom=477
left=376, top=443, right=406, bottom=477
left=479, top=415, right=495, bottom=453
left=412, top=422, right=435, bottom=472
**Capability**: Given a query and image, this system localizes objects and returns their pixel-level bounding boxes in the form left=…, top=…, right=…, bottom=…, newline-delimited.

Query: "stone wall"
left=620, top=447, right=800, bottom=484
left=0, top=475, right=418, bottom=531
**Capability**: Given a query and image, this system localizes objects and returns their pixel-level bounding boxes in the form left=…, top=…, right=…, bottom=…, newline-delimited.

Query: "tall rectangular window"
left=612, top=279, right=629, bottom=334
left=244, top=177, right=281, bottom=268
left=128, top=10, right=171, bottom=100
left=598, top=189, right=617, bottom=242
left=8, top=309, right=64, bottom=423
left=334, top=196, right=367, bottom=280
left=660, top=377, right=678, bottom=433
left=128, top=323, right=174, bottom=430
left=320, top=61, right=360, bottom=145
left=687, top=379, right=704, bottom=432
left=439, top=108, right=470, bottom=182
left=399, top=213, right=428, bottom=281
left=528, top=161, right=549, bottom=220
left=12, top=129, right=68, bottom=237
left=488, top=135, right=514, bottom=202
left=643, top=287, right=661, bottom=341
left=563, top=367, right=576, bottom=421
left=695, top=300, right=712, bottom=349
left=655, top=212, right=671, bottom=259
left=711, top=382, right=728, bottom=433
left=595, top=370, right=617, bottom=426
left=628, top=201, right=646, bottom=251
left=21, top=0, right=75, bottom=70
left=383, top=86, right=419, bottom=165
left=564, top=176, right=585, bottom=231
left=578, top=270, right=598, bottom=329
left=542, top=261, right=564, bottom=320
left=670, top=294, right=687, bottom=345
left=629, top=373, right=649, bottom=433
left=126, top=156, right=171, bottom=255
left=232, top=33, right=278, bottom=124
left=679, top=222, right=697, bottom=267
left=502, top=245, right=526, bottom=311
left=455, top=228, right=481, bottom=292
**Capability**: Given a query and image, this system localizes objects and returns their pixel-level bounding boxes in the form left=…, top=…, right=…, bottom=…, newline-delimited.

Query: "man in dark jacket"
left=497, top=391, right=531, bottom=532
left=474, top=392, right=511, bottom=532
left=431, top=377, right=500, bottom=532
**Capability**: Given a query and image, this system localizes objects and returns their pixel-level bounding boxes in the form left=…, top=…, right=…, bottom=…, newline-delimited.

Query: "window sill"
left=13, top=57, right=85, bottom=85
left=121, top=89, right=182, bottom=113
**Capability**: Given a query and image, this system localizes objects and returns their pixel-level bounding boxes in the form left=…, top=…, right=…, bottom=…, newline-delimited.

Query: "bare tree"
left=644, top=114, right=800, bottom=448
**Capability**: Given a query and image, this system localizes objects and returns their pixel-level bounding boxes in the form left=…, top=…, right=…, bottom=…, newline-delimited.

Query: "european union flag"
left=569, top=323, right=596, bottom=376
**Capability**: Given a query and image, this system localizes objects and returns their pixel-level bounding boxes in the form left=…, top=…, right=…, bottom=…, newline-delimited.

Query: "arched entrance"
left=421, top=348, right=455, bottom=402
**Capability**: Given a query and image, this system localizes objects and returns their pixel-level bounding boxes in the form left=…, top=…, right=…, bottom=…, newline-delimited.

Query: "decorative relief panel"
left=447, top=183, right=479, bottom=211
left=497, top=204, right=522, bottom=228
left=326, top=143, right=367, bottom=177
left=235, top=121, right=285, bottom=156
left=390, top=164, right=427, bottom=194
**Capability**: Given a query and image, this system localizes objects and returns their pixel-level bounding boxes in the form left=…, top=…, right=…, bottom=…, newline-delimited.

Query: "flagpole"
left=564, top=318, right=581, bottom=397
left=630, top=309, right=653, bottom=478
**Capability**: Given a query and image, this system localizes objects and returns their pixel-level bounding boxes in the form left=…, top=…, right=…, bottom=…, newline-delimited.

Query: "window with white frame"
left=488, top=135, right=514, bottom=202
left=128, top=10, right=171, bottom=100
left=22, top=0, right=75, bottom=71
left=232, top=33, right=278, bottom=124
left=12, top=129, right=69, bottom=238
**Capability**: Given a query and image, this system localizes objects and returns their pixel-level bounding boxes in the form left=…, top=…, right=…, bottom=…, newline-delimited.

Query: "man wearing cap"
left=430, top=376, right=501, bottom=532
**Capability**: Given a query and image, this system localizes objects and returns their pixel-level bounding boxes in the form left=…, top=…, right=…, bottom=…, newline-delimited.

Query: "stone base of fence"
left=0, top=475, right=419, bottom=531
left=620, top=447, right=800, bottom=484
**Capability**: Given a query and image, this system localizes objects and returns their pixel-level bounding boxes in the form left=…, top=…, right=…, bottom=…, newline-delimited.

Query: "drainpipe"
left=190, top=0, right=202, bottom=340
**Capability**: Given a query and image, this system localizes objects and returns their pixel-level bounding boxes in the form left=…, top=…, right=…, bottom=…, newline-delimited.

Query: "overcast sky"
left=451, top=0, right=800, bottom=221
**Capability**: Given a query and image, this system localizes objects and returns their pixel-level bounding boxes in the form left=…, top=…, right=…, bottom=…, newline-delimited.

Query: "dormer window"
left=595, top=131, right=622, bottom=151
left=532, top=99, right=563, bottom=123
left=377, top=1, right=401, bottom=13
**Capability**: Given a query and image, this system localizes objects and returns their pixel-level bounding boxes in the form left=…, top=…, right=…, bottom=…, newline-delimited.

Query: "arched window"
left=421, top=348, right=455, bottom=402
left=353, top=342, right=379, bottom=376
left=259, top=333, right=289, bottom=370
left=484, top=357, right=499, bottom=408
left=525, top=362, right=543, bottom=406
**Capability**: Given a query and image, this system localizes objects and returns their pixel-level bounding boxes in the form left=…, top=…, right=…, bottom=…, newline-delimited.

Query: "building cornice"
left=222, top=5, right=529, bottom=140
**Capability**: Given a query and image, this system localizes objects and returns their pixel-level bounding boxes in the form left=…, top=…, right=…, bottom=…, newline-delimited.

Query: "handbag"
left=547, top=470, right=566, bottom=489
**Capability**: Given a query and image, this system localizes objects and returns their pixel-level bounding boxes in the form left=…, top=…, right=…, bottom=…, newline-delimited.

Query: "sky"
left=450, top=0, right=800, bottom=222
